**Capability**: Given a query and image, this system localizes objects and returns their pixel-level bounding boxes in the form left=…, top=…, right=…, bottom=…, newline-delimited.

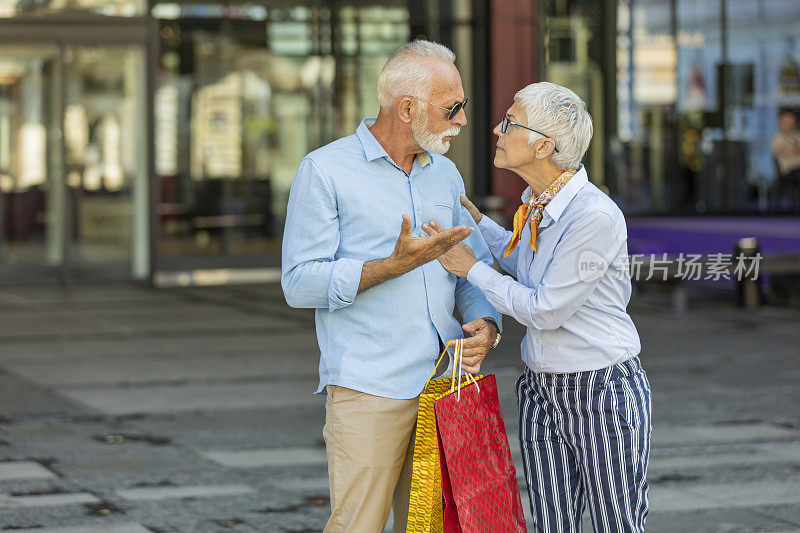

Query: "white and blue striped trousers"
left=515, top=357, right=652, bottom=533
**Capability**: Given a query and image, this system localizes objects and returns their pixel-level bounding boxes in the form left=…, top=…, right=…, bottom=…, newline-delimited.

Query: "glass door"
left=63, top=44, right=148, bottom=280
left=0, top=45, right=64, bottom=283
left=0, top=40, right=149, bottom=285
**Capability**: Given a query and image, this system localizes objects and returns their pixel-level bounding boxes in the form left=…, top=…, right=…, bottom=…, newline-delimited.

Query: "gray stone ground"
left=0, top=281, right=798, bottom=532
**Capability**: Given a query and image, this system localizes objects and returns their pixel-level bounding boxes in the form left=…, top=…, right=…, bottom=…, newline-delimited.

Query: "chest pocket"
left=432, top=203, right=455, bottom=229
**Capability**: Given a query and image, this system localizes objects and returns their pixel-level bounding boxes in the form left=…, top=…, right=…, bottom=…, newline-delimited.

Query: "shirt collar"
left=544, top=165, right=588, bottom=222
left=355, top=117, right=432, bottom=168
left=519, top=164, right=589, bottom=223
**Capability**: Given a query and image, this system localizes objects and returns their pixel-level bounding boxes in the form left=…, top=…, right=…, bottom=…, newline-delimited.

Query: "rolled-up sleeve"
left=467, top=210, right=623, bottom=331
left=281, top=158, right=364, bottom=310
left=454, top=186, right=502, bottom=331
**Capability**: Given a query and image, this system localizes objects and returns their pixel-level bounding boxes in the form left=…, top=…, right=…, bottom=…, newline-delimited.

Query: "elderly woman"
left=423, top=82, right=651, bottom=532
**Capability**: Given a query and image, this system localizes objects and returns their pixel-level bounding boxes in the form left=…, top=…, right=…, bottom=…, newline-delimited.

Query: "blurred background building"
left=1, top=0, right=799, bottom=290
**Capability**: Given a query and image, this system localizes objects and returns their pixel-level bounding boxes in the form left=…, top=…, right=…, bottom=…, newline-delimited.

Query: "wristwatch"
left=484, top=318, right=501, bottom=350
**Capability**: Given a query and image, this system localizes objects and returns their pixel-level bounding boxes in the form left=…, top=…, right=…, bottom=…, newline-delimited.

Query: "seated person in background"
left=771, top=110, right=800, bottom=210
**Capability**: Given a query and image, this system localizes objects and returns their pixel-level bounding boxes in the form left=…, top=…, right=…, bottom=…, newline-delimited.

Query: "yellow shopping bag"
left=406, top=339, right=483, bottom=533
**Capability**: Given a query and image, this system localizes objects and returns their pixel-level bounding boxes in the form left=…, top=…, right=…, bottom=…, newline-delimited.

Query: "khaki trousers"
left=323, top=385, right=418, bottom=533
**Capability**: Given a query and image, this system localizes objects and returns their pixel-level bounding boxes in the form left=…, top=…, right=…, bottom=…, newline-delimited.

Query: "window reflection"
left=0, top=45, right=143, bottom=270
left=155, top=3, right=412, bottom=267
left=0, top=0, right=145, bottom=17
left=0, top=49, right=59, bottom=266
left=543, top=4, right=606, bottom=190
left=64, top=46, right=144, bottom=263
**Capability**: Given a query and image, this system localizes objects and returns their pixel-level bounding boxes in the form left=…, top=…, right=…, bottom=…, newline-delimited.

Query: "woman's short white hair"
left=513, top=82, right=593, bottom=170
left=377, top=40, right=456, bottom=108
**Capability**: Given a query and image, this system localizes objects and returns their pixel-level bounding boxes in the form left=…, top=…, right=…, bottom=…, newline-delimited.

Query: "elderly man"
left=424, top=82, right=651, bottom=532
left=281, top=40, right=501, bottom=532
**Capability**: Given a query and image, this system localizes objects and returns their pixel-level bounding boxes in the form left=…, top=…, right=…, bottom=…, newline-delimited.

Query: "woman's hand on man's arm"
left=460, top=195, right=482, bottom=225
left=421, top=221, right=479, bottom=278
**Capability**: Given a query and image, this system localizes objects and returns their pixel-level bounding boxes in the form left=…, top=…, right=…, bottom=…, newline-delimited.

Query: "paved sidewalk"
left=0, top=282, right=798, bottom=532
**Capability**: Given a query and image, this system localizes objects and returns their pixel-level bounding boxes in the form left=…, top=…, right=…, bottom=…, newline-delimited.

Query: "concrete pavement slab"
left=0, top=287, right=175, bottom=305
left=115, top=484, right=255, bottom=501
left=128, top=406, right=326, bottom=449
left=3, top=348, right=319, bottom=387
left=7, top=524, right=152, bottom=533
left=0, top=373, right=92, bottom=418
left=0, top=492, right=100, bottom=508
left=0, top=316, right=134, bottom=339
left=652, top=423, right=800, bottom=447
left=58, top=455, right=210, bottom=476
left=0, top=301, right=192, bottom=322
left=0, top=313, right=301, bottom=341
left=269, top=476, right=329, bottom=493
left=646, top=507, right=800, bottom=533
left=59, top=379, right=323, bottom=415
left=1, top=420, right=124, bottom=438
left=0, top=331, right=318, bottom=361
left=0, top=461, right=56, bottom=481
left=648, top=441, right=800, bottom=471
left=765, top=504, right=800, bottom=529
left=650, top=480, right=800, bottom=512
left=200, top=447, right=327, bottom=468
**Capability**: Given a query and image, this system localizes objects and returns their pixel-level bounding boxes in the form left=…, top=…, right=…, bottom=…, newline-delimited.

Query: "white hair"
left=377, top=40, right=456, bottom=108
left=513, top=82, right=593, bottom=170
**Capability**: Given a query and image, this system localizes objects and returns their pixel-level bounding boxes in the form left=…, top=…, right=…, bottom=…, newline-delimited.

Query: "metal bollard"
left=735, top=237, right=761, bottom=309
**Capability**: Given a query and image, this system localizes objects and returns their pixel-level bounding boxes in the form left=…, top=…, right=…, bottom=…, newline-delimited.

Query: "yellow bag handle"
left=427, top=339, right=455, bottom=384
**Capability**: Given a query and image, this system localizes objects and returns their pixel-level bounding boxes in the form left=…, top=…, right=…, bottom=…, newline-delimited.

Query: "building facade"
left=1, top=0, right=798, bottom=285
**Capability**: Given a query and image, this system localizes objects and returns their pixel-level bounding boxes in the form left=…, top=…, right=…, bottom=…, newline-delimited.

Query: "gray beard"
left=411, top=107, right=460, bottom=155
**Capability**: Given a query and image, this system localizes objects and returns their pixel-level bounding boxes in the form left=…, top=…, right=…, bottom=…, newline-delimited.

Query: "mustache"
left=439, top=126, right=461, bottom=138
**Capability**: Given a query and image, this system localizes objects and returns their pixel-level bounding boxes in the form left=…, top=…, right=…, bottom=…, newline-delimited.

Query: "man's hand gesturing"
left=390, top=214, right=473, bottom=272
left=357, top=214, right=473, bottom=294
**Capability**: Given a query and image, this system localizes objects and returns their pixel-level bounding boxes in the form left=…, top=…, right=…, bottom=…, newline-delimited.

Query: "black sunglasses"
left=500, top=115, right=559, bottom=152
left=413, top=97, right=469, bottom=120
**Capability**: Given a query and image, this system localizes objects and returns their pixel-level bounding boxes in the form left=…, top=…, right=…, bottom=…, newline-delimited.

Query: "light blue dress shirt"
left=282, top=118, right=502, bottom=399
left=467, top=165, right=641, bottom=373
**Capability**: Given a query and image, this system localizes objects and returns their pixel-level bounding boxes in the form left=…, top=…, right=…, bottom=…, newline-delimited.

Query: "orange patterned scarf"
left=503, top=169, right=576, bottom=257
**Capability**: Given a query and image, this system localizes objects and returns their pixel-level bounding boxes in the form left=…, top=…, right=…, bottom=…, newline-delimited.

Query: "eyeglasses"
left=500, top=115, right=559, bottom=153
left=412, top=97, right=469, bottom=120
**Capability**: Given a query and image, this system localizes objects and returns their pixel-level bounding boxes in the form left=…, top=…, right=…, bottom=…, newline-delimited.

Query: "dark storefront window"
left=615, top=0, right=800, bottom=214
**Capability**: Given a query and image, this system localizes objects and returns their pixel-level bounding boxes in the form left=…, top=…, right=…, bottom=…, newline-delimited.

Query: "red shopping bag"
left=434, top=341, right=527, bottom=532
left=437, top=425, right=459, bottom=531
